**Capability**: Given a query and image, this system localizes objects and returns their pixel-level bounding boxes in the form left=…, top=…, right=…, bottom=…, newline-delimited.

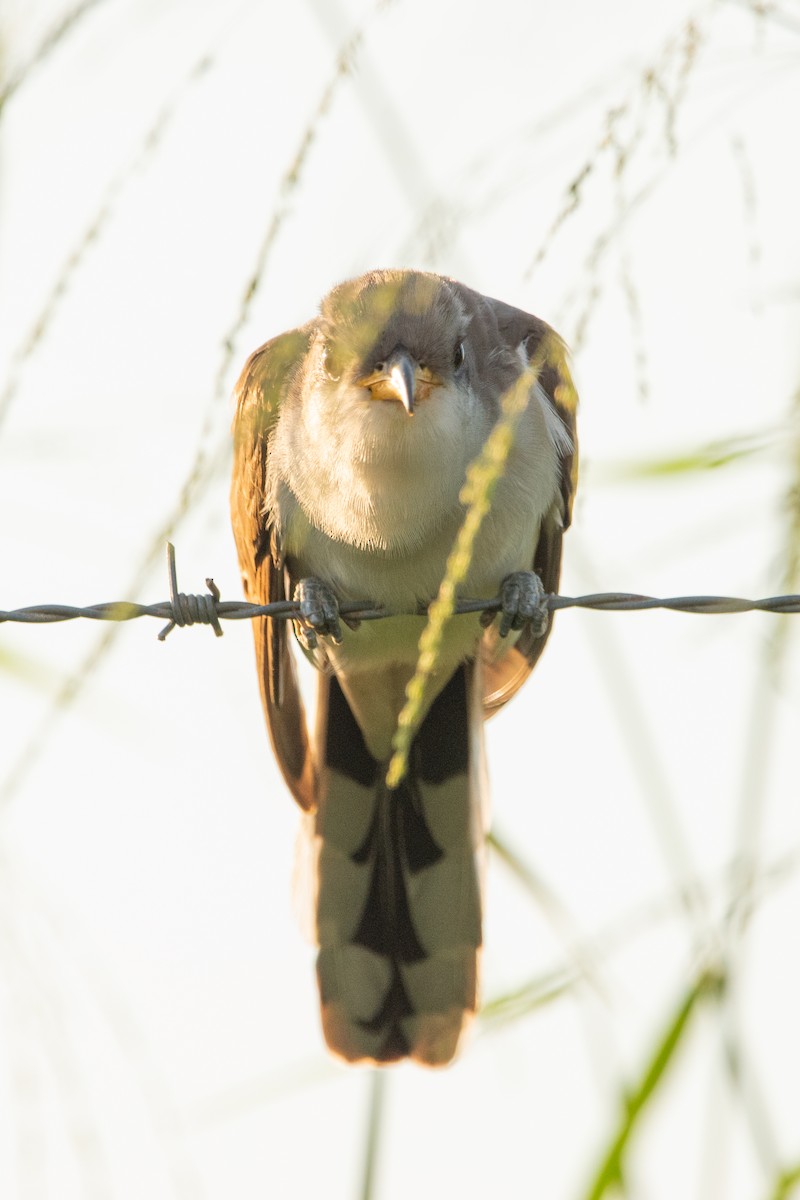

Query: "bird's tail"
left=302, top=663, right=487, bottom=1066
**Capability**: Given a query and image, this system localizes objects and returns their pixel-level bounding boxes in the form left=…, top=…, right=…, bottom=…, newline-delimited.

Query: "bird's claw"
left=497, top=571, right=549, bottom=639
left=293, top=578, right=343, bottom=649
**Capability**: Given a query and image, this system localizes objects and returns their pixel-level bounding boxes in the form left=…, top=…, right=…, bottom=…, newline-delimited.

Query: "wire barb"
left=157, top=543, right=223, bottom=641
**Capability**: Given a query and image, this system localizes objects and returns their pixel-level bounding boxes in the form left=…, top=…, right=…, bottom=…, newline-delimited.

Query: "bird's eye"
left=453, top=341, right=465, bottom=370
left=321, top=343, right=340, bottom=381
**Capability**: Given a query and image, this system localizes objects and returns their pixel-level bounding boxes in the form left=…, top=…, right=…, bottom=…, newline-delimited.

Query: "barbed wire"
left=1, top=544, right=799, bottom=640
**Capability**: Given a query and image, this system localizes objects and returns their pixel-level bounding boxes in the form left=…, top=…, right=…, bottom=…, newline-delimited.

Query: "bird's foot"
left=293, top=578, right=343, bottom=649
left=494, top=570, right=550, bottom=639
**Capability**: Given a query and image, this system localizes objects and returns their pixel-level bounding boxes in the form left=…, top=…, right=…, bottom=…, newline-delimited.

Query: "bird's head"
left=315, top=270, right=472, bottom=417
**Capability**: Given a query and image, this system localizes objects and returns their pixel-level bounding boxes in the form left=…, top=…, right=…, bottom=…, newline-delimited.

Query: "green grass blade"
left=583, top=969, right=724, bottom=1200
left=359, top=1071, right=387, bottom=1200
left=769, top=1163, right=800, bottom=1200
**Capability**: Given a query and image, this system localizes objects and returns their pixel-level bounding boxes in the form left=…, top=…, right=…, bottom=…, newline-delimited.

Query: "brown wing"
left=230, top=324, right=319, bottom=811
left=475, top=296, right=579, bottom=716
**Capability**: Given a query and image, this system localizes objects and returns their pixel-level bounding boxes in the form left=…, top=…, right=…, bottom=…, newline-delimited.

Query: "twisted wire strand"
left=1, top=544, right=799, bottom=637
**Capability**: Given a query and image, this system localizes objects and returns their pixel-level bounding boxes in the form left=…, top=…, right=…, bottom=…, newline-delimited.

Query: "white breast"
left=272, top=377, right=562, bottom=611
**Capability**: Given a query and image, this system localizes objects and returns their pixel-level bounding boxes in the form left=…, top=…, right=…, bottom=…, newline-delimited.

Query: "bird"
left=230, top=268, right=578, bottom=1067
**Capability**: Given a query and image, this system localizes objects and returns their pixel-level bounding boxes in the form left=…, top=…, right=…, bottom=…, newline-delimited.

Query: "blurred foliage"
left=597, top=426, right=786, bottom=483
left=584, top=970, right=725, bottom=1200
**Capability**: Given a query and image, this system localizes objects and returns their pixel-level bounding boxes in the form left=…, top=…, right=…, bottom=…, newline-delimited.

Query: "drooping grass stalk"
left=385, top=334, right=561, bottom=788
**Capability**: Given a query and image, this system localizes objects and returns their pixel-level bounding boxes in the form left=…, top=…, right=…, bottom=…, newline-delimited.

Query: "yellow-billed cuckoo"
left=230, top=269, right=578, bottom=1066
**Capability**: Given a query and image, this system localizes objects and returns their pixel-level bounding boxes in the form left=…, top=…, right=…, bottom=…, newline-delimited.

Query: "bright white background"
left=1, top=1, right=799, bottom=1197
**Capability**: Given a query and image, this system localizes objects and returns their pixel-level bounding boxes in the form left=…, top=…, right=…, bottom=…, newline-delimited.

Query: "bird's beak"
left=358, top=348, right=439, bottom=416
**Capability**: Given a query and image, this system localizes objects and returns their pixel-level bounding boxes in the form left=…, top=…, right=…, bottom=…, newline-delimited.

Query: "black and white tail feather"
left=306, top=665, right=486, bottom=1064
